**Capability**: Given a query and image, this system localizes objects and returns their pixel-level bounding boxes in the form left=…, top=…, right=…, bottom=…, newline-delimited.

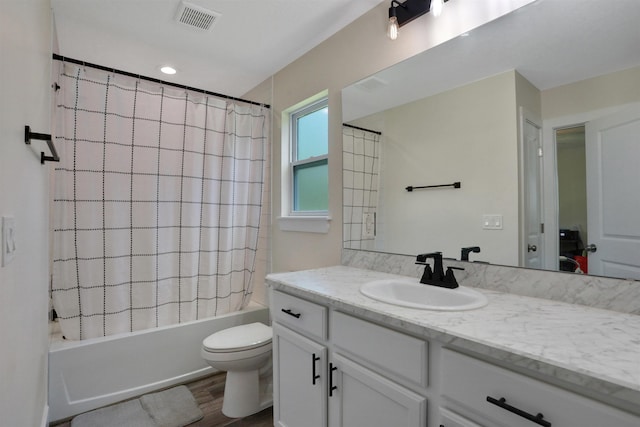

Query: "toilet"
left=201, top=322, right=273, bottom=418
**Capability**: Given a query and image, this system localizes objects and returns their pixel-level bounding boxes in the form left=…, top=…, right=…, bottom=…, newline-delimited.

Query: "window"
left=290, top=98, right=328, bottom=213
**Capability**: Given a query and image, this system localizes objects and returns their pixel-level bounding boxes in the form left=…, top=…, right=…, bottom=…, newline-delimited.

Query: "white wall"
left=0, top=1, right=52, bottom=425
left=350, top=71, right=522, bottom=265
left=541, top=66, right=640, bottom=119
left=244, top=0, right=533, bottom=273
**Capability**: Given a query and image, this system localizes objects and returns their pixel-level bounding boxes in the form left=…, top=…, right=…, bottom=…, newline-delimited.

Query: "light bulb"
left=388, top=16, right=399, bottom=40
left=431, top=0, right=444, bottom=17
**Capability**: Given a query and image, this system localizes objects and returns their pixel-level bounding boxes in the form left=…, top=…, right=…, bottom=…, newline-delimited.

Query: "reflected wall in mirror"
left=342, top=0, right=640, bottom=281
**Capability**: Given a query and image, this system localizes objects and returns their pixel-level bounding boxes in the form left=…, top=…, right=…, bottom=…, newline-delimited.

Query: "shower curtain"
left=52, top=64, right=269, bottom=340
left=342, top=126, right=381, bottom=250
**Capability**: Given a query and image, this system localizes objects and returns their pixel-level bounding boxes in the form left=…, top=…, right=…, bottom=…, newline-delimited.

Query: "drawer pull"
left=329, top=363, right=338, bottom=397
left=486, top=396, right=551, bottom=427
left=281, top=308, right=301, bottom=318
left=312, top=354, right=321, bottom=385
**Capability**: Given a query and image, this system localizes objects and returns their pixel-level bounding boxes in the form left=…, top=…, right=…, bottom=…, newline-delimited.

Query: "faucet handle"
left=444, top=266, right=464, bottom=288
left=419, top=263, right=433, bottom=284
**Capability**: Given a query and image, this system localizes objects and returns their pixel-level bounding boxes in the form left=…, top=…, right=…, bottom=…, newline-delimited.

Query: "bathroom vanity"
left=266, top=266, right=640, bottom=427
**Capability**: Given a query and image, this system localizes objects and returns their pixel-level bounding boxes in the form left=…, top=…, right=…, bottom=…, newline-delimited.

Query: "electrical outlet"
left=2, top=216, right=16, bottom=267
left=482, top=214, right=503, bottom=230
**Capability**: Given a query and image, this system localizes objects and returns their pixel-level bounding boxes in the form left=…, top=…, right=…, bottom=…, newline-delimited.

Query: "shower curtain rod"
left=342, top=123, right=382, bottom=135
left=52, top=53, right=270, bottom=109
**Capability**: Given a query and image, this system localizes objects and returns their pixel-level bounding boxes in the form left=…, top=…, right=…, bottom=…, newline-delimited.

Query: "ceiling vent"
left=354, top=76, right=388, bottom=92
left=175, top=1, right=221, bottom=31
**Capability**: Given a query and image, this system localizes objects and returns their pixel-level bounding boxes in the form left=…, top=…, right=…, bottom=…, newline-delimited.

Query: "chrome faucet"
left=416, top=252, right=463, bottom=289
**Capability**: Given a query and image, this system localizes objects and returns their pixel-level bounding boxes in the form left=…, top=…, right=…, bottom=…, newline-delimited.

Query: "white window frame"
left=290, top=98, right=329, bottom=216
left=278, top=93, right=332, bottom=233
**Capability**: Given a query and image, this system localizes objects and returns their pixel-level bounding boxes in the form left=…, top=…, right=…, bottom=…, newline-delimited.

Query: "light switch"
left=2, top=216, right=16, bottom=267
left=482, top=214, right=503, bottom=230
left=362, top=212, right=376, bottom=239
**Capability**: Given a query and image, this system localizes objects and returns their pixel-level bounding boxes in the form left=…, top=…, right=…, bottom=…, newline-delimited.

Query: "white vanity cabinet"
left=271, top=285, right=640, bottom=427
left=440, top=349, right=640, bottom=427
left=272, top=290, right=328, bottom=427
left=271, top=290, right=428, bottom=427
left=329, top=311, right=428, bottom=427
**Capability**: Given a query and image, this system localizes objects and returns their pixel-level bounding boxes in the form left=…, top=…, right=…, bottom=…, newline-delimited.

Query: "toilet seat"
left=203, top=322, right=272, bottom=353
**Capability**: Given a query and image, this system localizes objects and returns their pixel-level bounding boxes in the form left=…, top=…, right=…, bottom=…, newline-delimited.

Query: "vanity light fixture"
left=387, top=0, right=448, bottom=40
left=431, top=0, right=444, bottom=17
left=388, top=4, right=400, bottom=40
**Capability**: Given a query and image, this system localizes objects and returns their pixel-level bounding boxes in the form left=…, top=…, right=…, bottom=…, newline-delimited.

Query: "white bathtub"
left=48, top=301, right=270, bottom=422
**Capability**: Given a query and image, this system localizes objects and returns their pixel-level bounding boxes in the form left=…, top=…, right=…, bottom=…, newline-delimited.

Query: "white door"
left=585, top=105, right=640, bottom=279
left=521, top=110, right=544, bottom=268
left=273, top=323, right=327, bottom=427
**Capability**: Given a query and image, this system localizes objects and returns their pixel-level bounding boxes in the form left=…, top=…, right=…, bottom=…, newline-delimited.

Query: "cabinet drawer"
left=439, top=407, right=483, bottom=427
left=442, top=349, right=640, bottom=427
left=272, top=290, right=327, bottom=341
left=331, top=311, right=428, bottom=388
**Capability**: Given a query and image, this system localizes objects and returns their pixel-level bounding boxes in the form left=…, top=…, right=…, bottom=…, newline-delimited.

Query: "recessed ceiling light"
left=160, top=66, right=177, bottom=75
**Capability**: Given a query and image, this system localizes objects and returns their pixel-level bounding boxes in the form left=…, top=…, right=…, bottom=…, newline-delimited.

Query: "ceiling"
left=343, top=0, right=640, bottom=121
left=52, top=0, right=385, bottom=98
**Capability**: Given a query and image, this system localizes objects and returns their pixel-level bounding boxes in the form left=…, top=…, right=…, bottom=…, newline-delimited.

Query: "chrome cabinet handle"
left=487, top=396, right=551, bottom=427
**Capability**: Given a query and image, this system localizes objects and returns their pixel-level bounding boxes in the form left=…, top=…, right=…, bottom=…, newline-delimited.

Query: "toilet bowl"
left=201, top=322, right=273, bottom=418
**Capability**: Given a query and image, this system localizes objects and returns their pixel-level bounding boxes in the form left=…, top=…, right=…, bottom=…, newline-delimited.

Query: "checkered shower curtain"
left=342, top=126, right=381, bottom=250
left=51, top=64, right=269, bottom=340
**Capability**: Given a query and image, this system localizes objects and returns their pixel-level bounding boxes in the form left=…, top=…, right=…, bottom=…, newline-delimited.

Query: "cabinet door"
left=329, top=353, right=427, bottom=427
left=273, top=323, right=327, bottom=427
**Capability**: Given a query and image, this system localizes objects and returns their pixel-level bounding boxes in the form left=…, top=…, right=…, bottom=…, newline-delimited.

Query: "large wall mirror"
left=342, top=0, right=640, bottom=281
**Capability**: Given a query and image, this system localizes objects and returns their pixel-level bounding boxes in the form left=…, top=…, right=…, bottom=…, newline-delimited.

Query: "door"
left=329, top=353, right=427, bottom=427
left=273, top=323, right=327, bottom=427
left=521, top=109, right=544, bottom=268
left=585, top=105, right=640, bottom=279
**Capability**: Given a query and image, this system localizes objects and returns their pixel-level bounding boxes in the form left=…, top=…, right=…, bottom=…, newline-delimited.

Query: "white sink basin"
left=360, top=279, right=488, bottom=311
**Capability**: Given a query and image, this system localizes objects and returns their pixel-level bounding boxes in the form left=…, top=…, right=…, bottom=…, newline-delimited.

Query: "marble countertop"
left=266, top=265, right=640, bottom=413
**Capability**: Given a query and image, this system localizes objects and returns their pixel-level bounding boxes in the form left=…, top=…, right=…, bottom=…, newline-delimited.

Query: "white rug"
left=71, top=385, right=204, bottom=427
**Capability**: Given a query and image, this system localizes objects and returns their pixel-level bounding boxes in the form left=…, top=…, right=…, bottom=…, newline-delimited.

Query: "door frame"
left=518, top=107, right=544, bottom=268
left=541, top=103, right=639, bottom=271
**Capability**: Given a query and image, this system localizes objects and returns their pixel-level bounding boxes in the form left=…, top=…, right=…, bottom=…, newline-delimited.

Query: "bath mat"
left=71, top=399, right=156, bottom=427
left=71, top=385, right=203, bottom=427
left=140, top=385, right=204, bottom=427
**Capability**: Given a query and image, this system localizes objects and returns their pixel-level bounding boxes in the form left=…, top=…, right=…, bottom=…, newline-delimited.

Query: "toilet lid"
left=203, top=322, right=272, bottom=352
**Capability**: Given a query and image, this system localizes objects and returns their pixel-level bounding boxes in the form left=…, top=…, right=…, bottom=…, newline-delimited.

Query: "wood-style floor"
left=50, top=372, right=273, bottom=427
